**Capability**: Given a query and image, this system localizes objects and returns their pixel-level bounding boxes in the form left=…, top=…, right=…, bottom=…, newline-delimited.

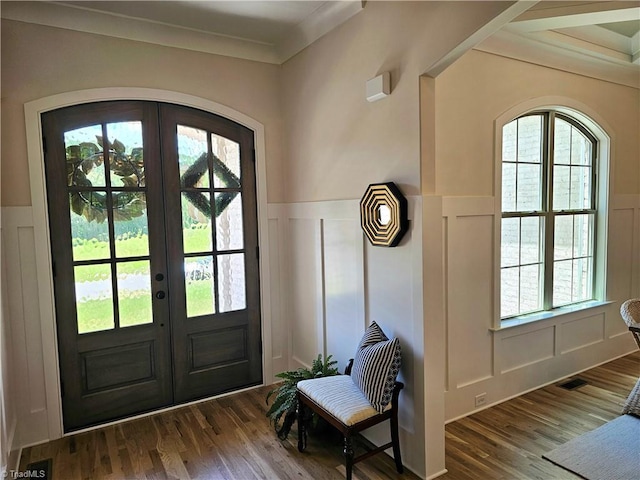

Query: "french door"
left=42, top=101, right=262, bottom=431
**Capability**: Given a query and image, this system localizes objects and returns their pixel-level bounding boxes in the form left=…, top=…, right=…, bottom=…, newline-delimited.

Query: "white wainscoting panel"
left=267, top=218, right=287, bottom=377
left=2, top=207, right=51, bottom=447
left=287, top=218, right=323, bottom=368
left=269, top=197, right=427, bottom=477
left=270, top=199, right=367, bottom=372
left=442, top=194, right=640, bottom=422
left=448, top=214, right=495, bottom=388
left=1, top=215, right=19, bottom=474
left=608, top=206, right=636, bottom=302
left=559, top=313, right=605, bottom=355
left=323, top=219, right=366, bottom=369
left=500, top=326, right=555, bottom=374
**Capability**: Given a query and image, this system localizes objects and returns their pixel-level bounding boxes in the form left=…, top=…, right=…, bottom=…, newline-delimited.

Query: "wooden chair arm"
left=345, top=358, right=354, bottom=375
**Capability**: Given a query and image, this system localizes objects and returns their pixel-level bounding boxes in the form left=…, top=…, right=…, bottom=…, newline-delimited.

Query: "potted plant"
left=266, top=354, right=339, bottom=440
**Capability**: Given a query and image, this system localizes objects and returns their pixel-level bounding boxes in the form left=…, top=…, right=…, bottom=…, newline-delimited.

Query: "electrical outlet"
left=475, top=393, right=487, bottom=408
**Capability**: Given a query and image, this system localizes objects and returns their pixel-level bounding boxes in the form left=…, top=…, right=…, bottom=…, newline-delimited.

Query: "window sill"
left=491, top=300, right=613, bottom=331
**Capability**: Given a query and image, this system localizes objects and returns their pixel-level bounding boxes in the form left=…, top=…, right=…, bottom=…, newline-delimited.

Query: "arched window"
left=500, top=111, right=599, bottom=318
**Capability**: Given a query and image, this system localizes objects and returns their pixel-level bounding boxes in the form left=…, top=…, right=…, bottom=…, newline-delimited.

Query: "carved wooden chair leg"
left=296, top=347, right=404, bottom=480
left=297, top=391, right=306, bottom=452
left=390, top=409, right=403, bottom=473
left=344, top=434, right=354, bottom=480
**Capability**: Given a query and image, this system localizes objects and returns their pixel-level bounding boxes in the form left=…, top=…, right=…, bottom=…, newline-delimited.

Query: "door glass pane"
left=182, top=193, right=212, bottom=254
left=64, top=124, right=105, bottom=187
left=118, top=261, right=153, bottom=328
left=75, top=264, right=114, bottom=334
left=185, top=256, right=215, bottom=317
left=216, top=193, right=244, bottom=251
left=106, top=122, right=145, bottom=187
left=212, top=134, right=241, bottom=188
left=178, top=125, right=209, bottom=188
left=114, top=192, right=149, bottom=258
left=70, top=192, right=110, bottom=261
left=218, top=253, right=246, bottom=312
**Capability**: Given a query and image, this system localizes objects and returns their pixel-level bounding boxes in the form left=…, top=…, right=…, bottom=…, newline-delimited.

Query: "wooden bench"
left=296, top=359, right=404, bottom=480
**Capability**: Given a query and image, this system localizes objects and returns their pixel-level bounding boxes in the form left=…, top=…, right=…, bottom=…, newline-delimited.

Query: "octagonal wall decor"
left=360, top=182, right=408, bottom=247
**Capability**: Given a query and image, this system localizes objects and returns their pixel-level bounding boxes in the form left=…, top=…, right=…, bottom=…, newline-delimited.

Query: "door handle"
left=156, top=291, right=166, bottom=299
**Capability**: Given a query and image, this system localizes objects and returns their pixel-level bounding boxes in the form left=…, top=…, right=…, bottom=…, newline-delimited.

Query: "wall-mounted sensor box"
left=366, top=72, right=390, bottom=102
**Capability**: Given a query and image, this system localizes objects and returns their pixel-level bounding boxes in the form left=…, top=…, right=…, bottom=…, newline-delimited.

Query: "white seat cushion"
left=298, top=375, right=387, bottom=426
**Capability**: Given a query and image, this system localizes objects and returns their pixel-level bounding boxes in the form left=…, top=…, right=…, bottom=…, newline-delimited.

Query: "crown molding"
left=476, top=29, right=640, bottom=89
left=1, top=1, right=364, bottom=65
left=1, top=1, right=279, bottom=63
left=512, top=1, right=640, bottom=29
left=275, top=0, right=363, bottom=63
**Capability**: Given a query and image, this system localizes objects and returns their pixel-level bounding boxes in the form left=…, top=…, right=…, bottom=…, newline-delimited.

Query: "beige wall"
left=8, top=4, right=635, bottom=478
left=281, top=1, right=515, bottom=203
left=1, top=19, right=285, bottom=205
left=434, top=49, right=640, bottom=197
left=279, top=3, right=519, bottom=477
left=427, top=49, right=640, bottom=422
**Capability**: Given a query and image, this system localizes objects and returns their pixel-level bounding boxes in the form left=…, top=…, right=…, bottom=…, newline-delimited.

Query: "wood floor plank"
left=18, top=352, right=639, bottom=479
left=439, top=351, right=640, bottom=479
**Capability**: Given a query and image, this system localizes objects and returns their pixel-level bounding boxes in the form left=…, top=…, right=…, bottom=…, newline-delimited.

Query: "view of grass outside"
left=74, top=220, right=215, bottom=333
left=68, top=121, right=246, bottom=334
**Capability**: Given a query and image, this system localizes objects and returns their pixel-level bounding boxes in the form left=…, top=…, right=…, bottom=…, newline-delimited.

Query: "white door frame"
left=24, top=88, right=273, bottom=440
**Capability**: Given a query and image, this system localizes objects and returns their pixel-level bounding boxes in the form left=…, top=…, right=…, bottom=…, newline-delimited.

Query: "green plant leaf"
left=265, top=353, right=340, bottom=440
left=112, top=139, right=126, bottom=153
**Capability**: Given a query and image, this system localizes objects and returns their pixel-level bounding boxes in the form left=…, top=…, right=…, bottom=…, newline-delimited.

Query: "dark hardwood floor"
left=19, top=352, right=639, bottom=479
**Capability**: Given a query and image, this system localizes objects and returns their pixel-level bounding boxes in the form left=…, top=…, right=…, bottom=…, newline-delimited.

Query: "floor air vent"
left=558, top=378, right=588, bottom=390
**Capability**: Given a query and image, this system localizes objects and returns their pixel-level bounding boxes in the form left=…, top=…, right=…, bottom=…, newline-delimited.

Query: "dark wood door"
left=43, top=101, right=262, bottom=432
left=159, top=105, right=262, bottom=403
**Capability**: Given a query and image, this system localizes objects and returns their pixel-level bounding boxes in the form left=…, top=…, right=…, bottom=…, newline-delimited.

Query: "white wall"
left=423, top=50, right=640, bottom=422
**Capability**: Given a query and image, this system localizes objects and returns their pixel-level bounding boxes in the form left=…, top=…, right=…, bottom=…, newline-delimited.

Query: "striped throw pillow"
left=351, top=322, right=402, bottom=413
left=356, top=321, right=388, bottom=349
